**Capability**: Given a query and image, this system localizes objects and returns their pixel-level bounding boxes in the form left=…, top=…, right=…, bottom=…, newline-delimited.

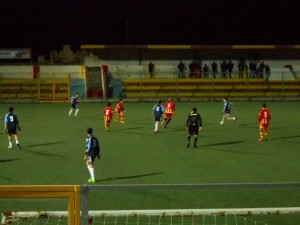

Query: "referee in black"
left=186, top=107, right=202, bottom=148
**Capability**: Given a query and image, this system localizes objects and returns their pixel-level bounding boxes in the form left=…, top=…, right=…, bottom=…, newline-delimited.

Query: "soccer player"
left=114, top=99, right=125, bottom=123
left=84, top=128, right=101, bottom=183
left=220, top=97, right=236, bottom=125
left=161, top=98, right=176, bottom=128
left=258, top=103, right=271, bottom=141
left=186, top=107, right=202, bottom=148
left=3, top=107, right=21, bottom=149
left=68, top=93, right=79, bottom=117
left=152, top=100, right=165, bottom=133
left=103, top=102, right=113, bottom=132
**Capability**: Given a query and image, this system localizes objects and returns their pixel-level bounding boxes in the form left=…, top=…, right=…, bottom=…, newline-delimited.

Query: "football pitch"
left=1, top=101, right=300, bottom=224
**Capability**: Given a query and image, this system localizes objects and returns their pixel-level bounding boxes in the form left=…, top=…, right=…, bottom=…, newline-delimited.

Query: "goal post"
left=0, top=185, right=80, bottom=225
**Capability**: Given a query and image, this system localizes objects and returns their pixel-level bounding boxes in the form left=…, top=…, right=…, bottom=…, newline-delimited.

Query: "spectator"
left=189, top=61, right=196, bottom=78
left=265, top=64, right=271, bottom=82
left=249, top=60, right=256, bottom=78
left=258, top=61, right=265, bottom=78
left=227, top=60, right=234, bottom=78
left=203, top=64, right=209, bottom=78
left=177, top=60, right=186, bottom=78
left=148, top=61, right=155, bottom=78
left=254, top=60, right=259, bottom=78
left=243, top=63, right=248, bottom=78
left=221, top=60, right=227, bottom=78
left=212, top=61, right=218, bottom=78
left=194, top=61, right=201, bottom=78
left=238, top=60, right=244, bottom=78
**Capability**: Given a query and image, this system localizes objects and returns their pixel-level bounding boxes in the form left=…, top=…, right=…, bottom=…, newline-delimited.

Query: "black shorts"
left=7, top=127, right=17, bottom=135
left=188, top=125, right=199, bottom=135
left=71, top=104, right=78, bottom=109
left=154, top=117, right=161, bottom=122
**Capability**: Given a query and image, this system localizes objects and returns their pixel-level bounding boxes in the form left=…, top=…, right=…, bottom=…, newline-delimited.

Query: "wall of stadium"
left=0, top=65, right=84, bottom=78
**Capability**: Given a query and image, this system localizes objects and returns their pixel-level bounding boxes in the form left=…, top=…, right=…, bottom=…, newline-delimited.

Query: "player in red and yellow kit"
left=114, top=99, right=125, bottom=123
left=103, top=102, right=114, bottom=131
left=258, top=103, right=271, bottom=141
left=161, top=98, right=176, bottom=128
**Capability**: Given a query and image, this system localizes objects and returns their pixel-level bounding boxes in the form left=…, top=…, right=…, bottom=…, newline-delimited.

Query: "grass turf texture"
left=1, top=101, right=300, bottom=224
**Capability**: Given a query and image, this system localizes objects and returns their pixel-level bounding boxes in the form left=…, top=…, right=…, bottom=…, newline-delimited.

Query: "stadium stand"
left=122, top=78, right=300, bottom=100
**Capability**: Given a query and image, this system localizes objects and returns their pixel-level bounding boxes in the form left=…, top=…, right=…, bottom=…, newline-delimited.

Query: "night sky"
left=1, top=0, right=300, bottom=55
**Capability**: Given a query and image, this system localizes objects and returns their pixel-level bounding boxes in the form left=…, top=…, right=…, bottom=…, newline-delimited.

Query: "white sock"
left=74, top=109, right=79, bottom=116
left=89, top=166, right=95, bottom=180
left=68, top=109, right=73, bottom=116
left=9, top=142, right=12, bottom=147
left=155, top=123, right=158, bottom=131
left=16, top=140, right=19, bottom=145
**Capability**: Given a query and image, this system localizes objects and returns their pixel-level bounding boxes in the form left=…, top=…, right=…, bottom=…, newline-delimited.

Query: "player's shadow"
left=23, top=142, right=66, bottom=158
left=113, top=127, right=152, bottom=135
left=114, top=126, right=144, bottom=131
left=131, top=120, right=152, bottom=125
left=25, top=149, right=66, bottom=158
left=0, top=159, right=19, bottom=163
left=271, top=135, right=300, bottom=140
left=201, top=140, right=245, bottom=147
left=238, top=123, right=258, bottom=129
left=97, top=172, right=164, bottom=182
left=24, top=141, right=64, bottom=148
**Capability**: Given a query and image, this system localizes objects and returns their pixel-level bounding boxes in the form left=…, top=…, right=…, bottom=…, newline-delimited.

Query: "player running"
left=220, top=97, right=236, bottom=125
left=103, top=102, right=114, bottom=132
left=258, top=103, right=271, bottom=141
left=152, top=100, right=165, bottom=133
left=68, top=93, right=79, bottom=117
left=161, top=98, right=176, bottom=128
left=114, top=99, right=125, bottom=123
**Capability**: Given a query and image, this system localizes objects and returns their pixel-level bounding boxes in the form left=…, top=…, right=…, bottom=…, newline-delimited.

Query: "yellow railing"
left=0, top=73, right=70, bottom=102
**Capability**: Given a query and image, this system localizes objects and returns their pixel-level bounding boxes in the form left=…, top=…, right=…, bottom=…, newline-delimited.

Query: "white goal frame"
left=2, top=183, right=300, bottom=225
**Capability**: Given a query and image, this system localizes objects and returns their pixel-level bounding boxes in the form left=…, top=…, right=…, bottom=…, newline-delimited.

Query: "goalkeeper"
left=84, top=128, right=101, bottom=183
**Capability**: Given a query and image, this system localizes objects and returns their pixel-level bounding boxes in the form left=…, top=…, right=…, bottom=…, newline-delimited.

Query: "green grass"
left=1, top=101, right=300, bottom=224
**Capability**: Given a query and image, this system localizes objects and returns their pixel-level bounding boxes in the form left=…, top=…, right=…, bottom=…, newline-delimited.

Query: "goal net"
left=2, top=208, right=300, bottom=225
left=2, top=183, right=300, bottom=225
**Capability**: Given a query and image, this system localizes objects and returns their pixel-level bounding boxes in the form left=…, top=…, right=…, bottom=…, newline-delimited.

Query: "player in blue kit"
left=4, top=107, right=21, bottom=149
left=84, top=128, right=101, bottom=183
left=152, top=100, right=165, bottom=133
left=68, top=93, right=79, bottom=117
left=220, top=97, right=236, bottom=125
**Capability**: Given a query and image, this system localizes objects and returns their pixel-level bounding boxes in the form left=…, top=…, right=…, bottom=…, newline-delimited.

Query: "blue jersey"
left=223, top=102, right=233, bottom=114
left=4, top=112, right=19, bottom=130
left=152, top=104, right=165, bottom=118
left=85, top=135, right=100, bottom=157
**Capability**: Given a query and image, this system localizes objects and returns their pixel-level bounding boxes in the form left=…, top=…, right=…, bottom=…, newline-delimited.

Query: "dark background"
left=1, top=0, right=300, bottom=56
